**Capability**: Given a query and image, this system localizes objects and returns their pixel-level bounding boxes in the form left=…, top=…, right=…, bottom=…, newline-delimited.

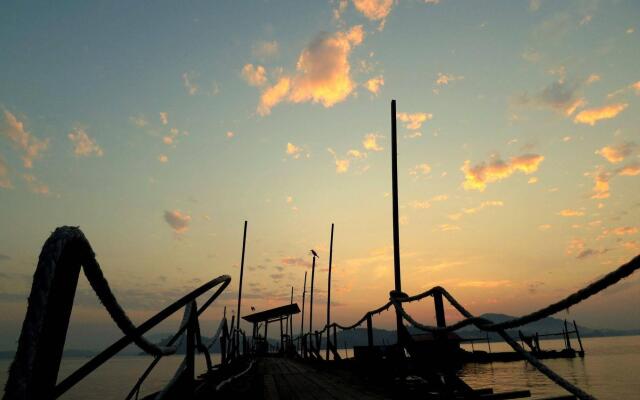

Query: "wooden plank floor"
left=256, top=357, right=388, bottom=400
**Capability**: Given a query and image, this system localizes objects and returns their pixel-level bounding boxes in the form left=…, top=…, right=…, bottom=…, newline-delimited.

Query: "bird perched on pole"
left=310, top=249, right=319, bottom=258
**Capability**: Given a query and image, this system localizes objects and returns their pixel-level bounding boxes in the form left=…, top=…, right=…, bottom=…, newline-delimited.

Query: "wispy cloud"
left=364, top=75, right=384, bottom=95
left=409, top=163, right=431, bottom=177
left=22, top=173, right=49, bottom=195
left=409, top=194, right=447, bottom=209
left=596, top=142, right=636, bottom=164
left=574, top=103, right=628, bottom=126
left=2, top=110, right=49, bottom=169
left=68, top=127, right=103, bottom=157
left=328, top=148, right=350, bottom=173
left=286, top=142, right=309, bottom=159
left=396, top=112, right=432, bottom=130
left=617, top=163, right=640, bottom=176
left=252, top=40, right=279, bottom=59
left=241, top=64, right=267, bottom=87
left=164, top=210, right=191, bottom=234
left=557, top=209, right=585, bottom=217
left=159, top=112, right=168, bottom=125
left=352, top=0, right=393, bottom=30
left=362, top=133, right=383, bottom=151
left=461, top=153, right=544, bottom=191
left=182, top=72, right=199, bottom=95
left=256, top=26, right=365, bottom=115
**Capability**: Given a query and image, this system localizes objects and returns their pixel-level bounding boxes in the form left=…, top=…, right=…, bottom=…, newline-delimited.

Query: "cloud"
left=538, top=224, right=552, bottom=231
left=364, top=75, right=384, bottom=95
left=0, top=155, right=12, bottom=189
left=158, top=154, right=168, bottom=163
left=163, top=210, right=191, bottom=233
left=461, top=200, right=504, bottom=215
left=457, top=280, right=511, bottom=288
left=347, top=149, right=366, bottom=159
left=516, top=76, right=595, bottom=117
left=130, top=115, right=149, bottom=128
left=2, top=110, right=49, bottom=169
left=617, top=163, right=640, bottom=176
left=409, top=163, right=431, bottom=177
left=226, top=131, right=235, bottom=139
left=586, top=74, right=600, bottom=84
left=182, top=72, right=199, bottom=95
left=574, top=103, right=628, bottom=126
left=396, top=112, right=432, bottom=130
left=22, top=173, right=49, bottom=195
left=557, top=209, right=585, bottom=217
left=255, top=26, right=364, bottom=115
left=435, top=72, right=464, bottom=86
left=604, top=226, right=638, bottom=236
left=241, top=64, right=267, bottom=87
left=252, top=40, right=279, bottom=59
left=327, top=148, right=350, bottom=173
left=576, top=248, right=610, bottom=260
left=461, top=153, right=544, bottom=191
left=362, top=133, right=383, bottom=151
left=596, top=142, right=636, bottom=164
left=159, top=112, right=168, bottom=125
left=286, top=142, right=308, bottom=159
left=439, top=224, right=461, bottom=232
left=528, top=176, right=539, bottom=184
left=68, top=127, right=103, bottom=157
left=352, top=0, right=393, bottom=30
left=281, top=256, right=311, bottom=268
left=589, top=170, right=611, bottom=199
left=404, top=131, right=422, bottom=139
left=409, top=194, right=447, bottom=209
left=257, top=77, right=291, bottom=116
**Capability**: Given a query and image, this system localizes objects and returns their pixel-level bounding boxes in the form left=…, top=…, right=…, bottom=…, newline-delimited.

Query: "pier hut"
left=243, top=303, right=300, bottom=354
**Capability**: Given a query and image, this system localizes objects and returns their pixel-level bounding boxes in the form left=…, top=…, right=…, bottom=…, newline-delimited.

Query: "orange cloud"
left=353, top=0, right=393, bottom=29
left=68, top=127, right=103, bottom=157
left=241, top=64, right=267, bottom=87
left=436, top=72, right=464, bottom=86
left=158, top=154, right=168, bottom=163
left=396, top=112, right=432, bottom=130
left=163, top=210, right=191, bottom=233
left=461, top=153, right=544, bottom=191
left=558, top=209, right=585, bottom=217
left=590, top=170, right=611, bottom=199
left=617, top=163, right=640, bottom=176
left=258, top=77, right=291, bottom=116
left=605, top=226, right=638, bottom=236
left=328, top=148, right=350, bottom=173
left=159, top=112, right=168, bottom=125
left=286, top=142, right=308, bottom=159
left=596, top=142, right=636, bottom=164
left=574, top=103, right=628, bottom=126
left=409, top=163, right=431, bottom=177
left=364, top=75, right=384, bottom=95
left=363, top=133, right=383, bottom=151
left=347, top=149, right=367, bottom=159
left=256, top=26, right=364, bottom=115
left=2, top=110, right=49, bottom=169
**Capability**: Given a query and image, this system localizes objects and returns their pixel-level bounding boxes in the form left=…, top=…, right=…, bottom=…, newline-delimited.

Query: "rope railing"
left=3, top=226, right=232, bottom=400
left=307, top=255, right=639, bottom=400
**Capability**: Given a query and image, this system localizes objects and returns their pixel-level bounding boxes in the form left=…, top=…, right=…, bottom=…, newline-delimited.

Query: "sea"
left=0, top=335, right=638, bottom=399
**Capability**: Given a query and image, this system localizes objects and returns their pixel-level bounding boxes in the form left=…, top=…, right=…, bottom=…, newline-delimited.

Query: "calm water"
left=0, top=336, right=638, bottom=399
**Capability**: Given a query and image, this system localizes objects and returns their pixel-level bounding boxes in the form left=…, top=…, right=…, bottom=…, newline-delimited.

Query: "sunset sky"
left=1, top=0, right=639, bottom=350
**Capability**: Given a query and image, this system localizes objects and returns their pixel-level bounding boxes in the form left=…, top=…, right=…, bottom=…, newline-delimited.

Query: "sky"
left=0, top=0, right=639, bottom=351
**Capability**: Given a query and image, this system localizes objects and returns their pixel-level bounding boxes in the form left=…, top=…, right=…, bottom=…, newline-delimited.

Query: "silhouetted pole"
left=391, top=99, right=404, bottom=342
left=289, top=286, right=294, bottom=342
left=326, top=223, right=334, bottom=360
left=300, top=271, right=307, bottom=352
left=309, top=253, right=317, bottom=339
left=236, top=221, right=248, bottom=356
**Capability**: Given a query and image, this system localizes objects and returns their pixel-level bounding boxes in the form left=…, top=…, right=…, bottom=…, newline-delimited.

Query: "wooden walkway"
left=216, top=357, right=388, bottom=400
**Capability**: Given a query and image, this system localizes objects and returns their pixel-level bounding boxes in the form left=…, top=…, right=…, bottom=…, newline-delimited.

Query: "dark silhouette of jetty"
left=3, top=101, right=640, bottom=400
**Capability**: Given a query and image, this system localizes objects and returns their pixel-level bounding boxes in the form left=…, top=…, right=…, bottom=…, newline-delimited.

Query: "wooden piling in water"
left=236, top=221, right=248, bottom=357
left=390, top=99, right=404, bottom=343
left=326, top=223, right=335, bottom=361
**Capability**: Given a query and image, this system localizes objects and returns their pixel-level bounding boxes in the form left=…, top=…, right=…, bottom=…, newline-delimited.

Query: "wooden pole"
left=309, top=254, right=316, bottom=337
left=390, top=99, right=404, bottom=341
left=366, top=314, right=374, bottom=348
left=288, top=286, right=293, bottom=340
left=300, top=271, right=307, bottom=350
left=434, top=292, right=446, bottom=328
left=236, top=221, right=248, bottom=355
left=573, top=320, right=584, bottom=355
left=326, top=223, right=335, bottom=360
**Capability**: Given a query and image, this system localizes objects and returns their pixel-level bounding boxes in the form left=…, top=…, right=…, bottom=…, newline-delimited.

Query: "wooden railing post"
left=366, top=314, right=374, bottom=348
left=434, top=291, right=446, bottom=328
left=185, top=303, right=196, bottom=395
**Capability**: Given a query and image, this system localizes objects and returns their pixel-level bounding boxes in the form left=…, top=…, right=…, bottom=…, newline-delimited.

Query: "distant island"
left=2, top=313, right=637, bottom=359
